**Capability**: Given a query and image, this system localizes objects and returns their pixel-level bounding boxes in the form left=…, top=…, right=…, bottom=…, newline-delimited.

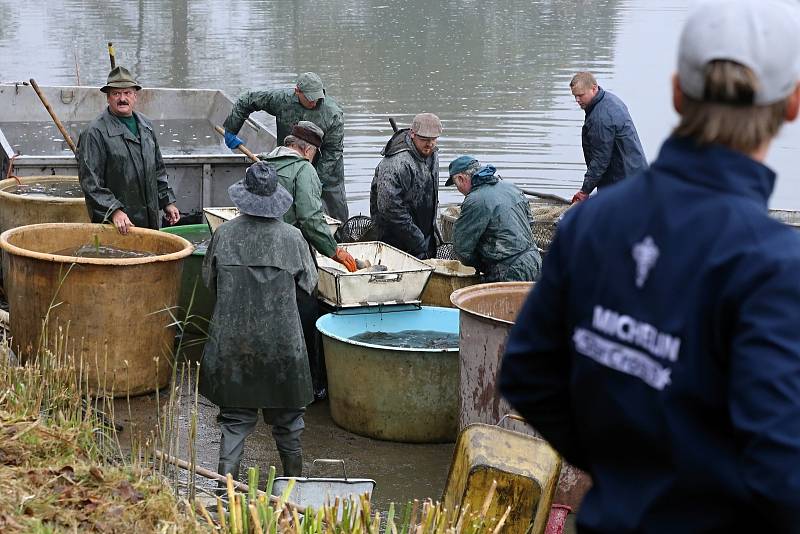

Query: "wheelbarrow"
left=271, top=459, right=376, bottom=518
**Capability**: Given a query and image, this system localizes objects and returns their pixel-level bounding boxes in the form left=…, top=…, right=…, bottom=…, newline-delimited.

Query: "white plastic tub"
left=316, top=241, right=434, bottom=308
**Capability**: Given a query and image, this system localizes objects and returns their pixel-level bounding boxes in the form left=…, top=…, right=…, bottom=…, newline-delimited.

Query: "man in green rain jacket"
left=201, top=161, right=317, bottom=479
left=223, top=72, right=348, bottom=225
left=77, top=66, right=179, bottom=233
left=449, top=156, right=542, bottom=282
left=259, top=121, right=356, bottom=400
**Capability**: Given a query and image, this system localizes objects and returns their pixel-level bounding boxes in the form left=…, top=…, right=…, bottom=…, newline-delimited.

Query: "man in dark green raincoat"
left=222, top=72, right=348, bottom=226
left=200, top=161, right=318, bottom=479
left=258, top=121, right=356, bottom=401
left=370, top=113, right=442, bottom=259
left=449, top=156, right=542, bottom=282
left=77, top=66, right=180, bottom=233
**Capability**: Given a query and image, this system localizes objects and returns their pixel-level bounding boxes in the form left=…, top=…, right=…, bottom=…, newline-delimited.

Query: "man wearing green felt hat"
left=77, top=66, right=180, bottom=233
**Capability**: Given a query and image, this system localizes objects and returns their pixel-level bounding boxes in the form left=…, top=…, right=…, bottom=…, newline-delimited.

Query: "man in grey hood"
left=370, top=113, right=442, bottom=259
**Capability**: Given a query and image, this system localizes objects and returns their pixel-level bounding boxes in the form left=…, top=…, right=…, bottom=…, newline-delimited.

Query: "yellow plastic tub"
left=420, top=259, right=480, bottom=308
left=442, top=419, right=562, bottom=534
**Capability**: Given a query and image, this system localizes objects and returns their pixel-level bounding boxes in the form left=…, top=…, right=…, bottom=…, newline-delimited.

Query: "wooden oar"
left=153, top=449, right=306, bottom=513
left=213, top=125, right=260, bottom=163
left=520, top=188, right=570, bottom=205
left=107, top=41, right=116, bottom=69
left=29, top=78, right=77, bottom=154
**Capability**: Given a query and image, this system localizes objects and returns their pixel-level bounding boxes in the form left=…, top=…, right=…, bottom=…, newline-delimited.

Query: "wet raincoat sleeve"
left=453, top=196, right=490, bottom=270
left=201, top=232, right=218, bottom=296
left=153, top=134, right=176, bottom=208
left=77, top=127, right=124, bottom=220
left=223, top=90, right=283, bottom=135
left=374, top=162, right=427, bottom=257
left=499, top=228, right=588, bottom=470
left=727, top=254, right=800, bottom=527
left=317, top=111, right=344, bottom=189
left=295, top=235, right=319, bottom=296
left=581, top=119, right=615, bottom=195
left=293, top=165, right=338, bottom=258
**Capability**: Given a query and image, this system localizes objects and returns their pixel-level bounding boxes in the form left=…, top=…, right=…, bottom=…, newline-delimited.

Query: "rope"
left=4, top=154, right=21, bottom=185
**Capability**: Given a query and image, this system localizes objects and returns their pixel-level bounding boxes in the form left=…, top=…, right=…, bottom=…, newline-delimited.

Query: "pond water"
left=5, top=180, right=84, bottom=198
left=52, top=243, right=155, bottom=259
left=4, top=0, right=799, bottom=214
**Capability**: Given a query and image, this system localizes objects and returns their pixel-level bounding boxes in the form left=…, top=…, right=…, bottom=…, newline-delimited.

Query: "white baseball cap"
left=678, top=0, right=800, bottom=105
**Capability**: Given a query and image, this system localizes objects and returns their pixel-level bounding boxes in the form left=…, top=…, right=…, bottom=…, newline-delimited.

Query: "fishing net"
left=435, top=243, right=458, bottom=260
left=340, top=215, right=379, bottom=243
left=531, top=203, right=572, bottom=252
left=438, top=206, right=461, bottom=243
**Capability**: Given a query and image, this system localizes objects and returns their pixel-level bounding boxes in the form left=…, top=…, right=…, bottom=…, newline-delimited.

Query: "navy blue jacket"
left=500, top=136, right=800, bottom=533
left=581, top=88, right=647, bottom=194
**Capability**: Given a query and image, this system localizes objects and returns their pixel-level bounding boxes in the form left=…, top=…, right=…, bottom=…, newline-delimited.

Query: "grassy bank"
left=0, top=330, right=512, bottom=533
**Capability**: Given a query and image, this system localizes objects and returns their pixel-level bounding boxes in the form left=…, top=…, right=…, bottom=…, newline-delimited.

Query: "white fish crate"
left=316, top=241, right=434, bottom=308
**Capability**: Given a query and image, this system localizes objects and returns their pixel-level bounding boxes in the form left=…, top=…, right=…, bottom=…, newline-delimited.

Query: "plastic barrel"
left=0, top=223, right=192, bottom=396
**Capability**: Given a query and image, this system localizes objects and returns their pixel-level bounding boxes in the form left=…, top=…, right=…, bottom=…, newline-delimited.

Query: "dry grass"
left=0, top=287, right=514, bottom=533
left=0, top=327, right=211, bottom=534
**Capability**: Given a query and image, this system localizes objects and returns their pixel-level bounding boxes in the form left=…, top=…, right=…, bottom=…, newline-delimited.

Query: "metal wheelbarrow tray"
left=271, top=459, right=375, bottom=517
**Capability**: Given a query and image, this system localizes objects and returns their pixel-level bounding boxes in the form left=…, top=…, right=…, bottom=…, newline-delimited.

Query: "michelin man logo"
left=632, top=236, right=659, bottom=289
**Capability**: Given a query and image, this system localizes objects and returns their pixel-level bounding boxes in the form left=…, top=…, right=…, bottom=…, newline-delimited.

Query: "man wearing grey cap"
left=500, top=1, right=800, bottom=532
left=370, top=113, right=442, bottom=259
left=222, top=73, right=349, bottom=225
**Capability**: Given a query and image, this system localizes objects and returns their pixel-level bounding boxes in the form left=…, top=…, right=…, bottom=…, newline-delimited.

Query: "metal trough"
left=271, top=459, right=375, bottom=519
left=450, top=282, right=591, bottom=510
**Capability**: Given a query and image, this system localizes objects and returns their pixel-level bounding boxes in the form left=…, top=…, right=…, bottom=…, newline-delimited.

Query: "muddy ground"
left=114, top=383, right=455, bottom=511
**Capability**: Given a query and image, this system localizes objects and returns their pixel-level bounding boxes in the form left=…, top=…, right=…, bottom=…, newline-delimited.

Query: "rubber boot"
left=279, top=452, right=303, bottom=478
left=216, top=461, right=240, bottom=497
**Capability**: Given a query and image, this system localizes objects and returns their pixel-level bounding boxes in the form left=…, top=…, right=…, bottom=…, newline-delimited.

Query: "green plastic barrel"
left=161, top=225, right=214, bottom=346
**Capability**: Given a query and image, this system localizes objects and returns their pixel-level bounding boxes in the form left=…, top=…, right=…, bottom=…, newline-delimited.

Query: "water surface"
left=350, top=329, right=459, bottom=349
left=9, top=1, right=796, bottom=215
left=52, top=244, right=155, bottom=259
left=6, top=180, right=84, bottom=198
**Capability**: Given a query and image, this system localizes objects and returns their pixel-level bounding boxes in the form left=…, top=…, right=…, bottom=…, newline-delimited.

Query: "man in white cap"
left=222, top=73, right=349, bottom=226
left=370, top=113, right=442, bottom=259
left=500, top=1, right=800, bottom=531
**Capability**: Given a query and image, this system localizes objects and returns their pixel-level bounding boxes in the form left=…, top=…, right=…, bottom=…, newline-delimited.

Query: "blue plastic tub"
left=316, top=306, right=459, bottom=442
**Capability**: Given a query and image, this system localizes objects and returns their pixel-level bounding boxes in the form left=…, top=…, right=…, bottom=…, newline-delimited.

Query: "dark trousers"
left=217, top=406, right=305, bottom=479
left=296, top=289, right=325, bottom=393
